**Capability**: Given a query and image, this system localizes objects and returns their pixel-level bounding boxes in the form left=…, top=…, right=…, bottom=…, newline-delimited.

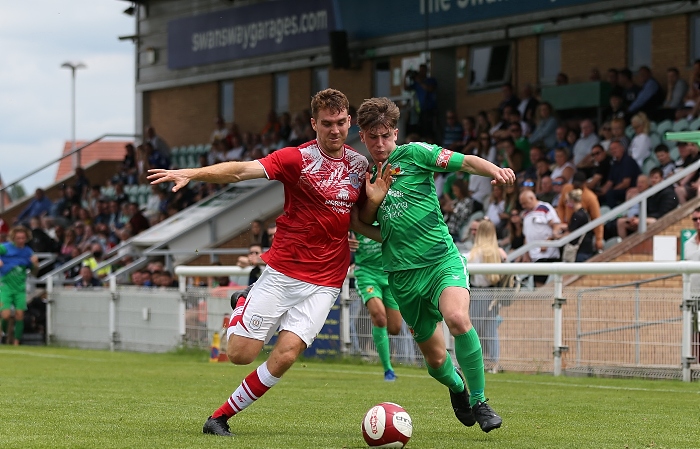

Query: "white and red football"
left=361, top=402, right=413, bottom=448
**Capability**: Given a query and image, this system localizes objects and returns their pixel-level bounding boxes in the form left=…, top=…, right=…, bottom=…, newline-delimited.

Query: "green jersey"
left=374, top=142, right=465, bottom=272
left=354, top=230, right=383, bottom=270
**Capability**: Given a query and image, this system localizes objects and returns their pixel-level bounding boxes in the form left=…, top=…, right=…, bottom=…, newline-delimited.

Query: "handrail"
left=506, top=153, right=700, bottom=262
left=0, top=133, right=141, bottom=212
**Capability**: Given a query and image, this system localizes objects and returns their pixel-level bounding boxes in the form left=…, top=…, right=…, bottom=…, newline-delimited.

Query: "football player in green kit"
left=352, top=229, right=403, bottom=381
left=355, top=97, right=515, bottom=433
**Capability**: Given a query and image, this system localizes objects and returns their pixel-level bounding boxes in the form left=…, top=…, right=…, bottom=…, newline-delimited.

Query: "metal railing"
left=0, top=133, right=141, bottom=213
left=506, top=150, right=700, bottom=262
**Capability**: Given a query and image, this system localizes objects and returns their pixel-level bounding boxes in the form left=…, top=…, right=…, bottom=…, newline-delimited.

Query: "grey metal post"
left=46, top=276, right=53, bottom=344
left=340, top=277, right=351, bottom=354
left=179, top=276, right=187, bottom=343
left=552, top=274, right=568, bottom=376
left=639, top=197, right=648, bottom=234
left=109, top=277, right=117, bottom=352
left=681, top=273, right=693, bottom=382
left=634, top=282, right=641, bottom=365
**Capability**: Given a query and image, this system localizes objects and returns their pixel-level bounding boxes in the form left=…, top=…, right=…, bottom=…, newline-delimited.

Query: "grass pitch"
left=1, top=346, right=698, bottom=449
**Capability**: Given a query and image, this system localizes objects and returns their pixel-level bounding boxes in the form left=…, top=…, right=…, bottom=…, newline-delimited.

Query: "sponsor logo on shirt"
left=389, top=164, right=402, bottom=175
left=436, top=149, right=454, bottom=168
left=348, top=173, right=361, bottom=189
left=386, top=189, right=403, bottom=197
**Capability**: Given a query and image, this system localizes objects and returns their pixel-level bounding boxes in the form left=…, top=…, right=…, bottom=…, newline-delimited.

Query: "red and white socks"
left=211, top=361, right=280, bottom=420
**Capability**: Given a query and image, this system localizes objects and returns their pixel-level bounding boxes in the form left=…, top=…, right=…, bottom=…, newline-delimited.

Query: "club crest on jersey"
left=249, top=314, right=263, bottom=330
left=348, top=173, right=361, bottom=189
left=366, top=286, right=374, bottom=294
left=436, top=149, right=454, bottom=168
left=389, top=164, right=401, bottom=175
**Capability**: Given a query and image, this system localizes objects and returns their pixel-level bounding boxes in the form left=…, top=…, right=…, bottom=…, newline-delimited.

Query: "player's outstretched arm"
left=460, top=155, right=516, bottom=186
left=148, top=161, right=266, bottom=192
left=359, top=162, right=392, bottom=225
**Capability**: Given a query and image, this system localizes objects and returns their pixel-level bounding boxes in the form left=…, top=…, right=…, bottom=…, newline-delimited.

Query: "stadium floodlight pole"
left=61, top=61, right=87, bottom=171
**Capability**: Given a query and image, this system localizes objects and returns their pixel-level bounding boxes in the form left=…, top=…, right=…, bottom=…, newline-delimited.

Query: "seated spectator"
left=550, top=147, right=576, bottom=184
left=466, top=132, right=497, bottom=164
left=524, top=145, right=545, bottom=181
left=210, top=116, right=228, bottom=143
left=551, top=176, right=565, bottom=208
left=628, top=66, right=664, bottom=117
left=628, top=112, right=652, bottom=169
left=145, top=125, right=171, bottom=160
left=249, top=219, right=269, bottom=247
left=548, top=125, right=569, bottom=161
left=529, top=102, right=558, bottom=150
left=75, top=265, right=103, bottom=288
left=602, top=92, right=627, bottom=124
left=617, top=169, right=677, bottom=238
left=73, top=166, right=91, bottom=201
left=556, top=72, right=569, bottom=86
left=226, top=134, right=246, bottom=161
left=557, top=171, right=604, bottom=253
left=27, top=216, right=58, bottom=253
left=442, top=179, right=475, bottom=242
left=157, top=270, right=179, bottom=288
left=508, top=121, right=531, bottom=165
left=560, top=189, right=595, bottom=262
left=460, top=116, right=477, bottom=148
left=127, top=202, right=150, bottom=236
left=15, top=188, right=52, bottom=225
left=120, top=143, right=138, bottom=185
left=487, top=108, right=508, bottom=138
left=52, top=185, right=79, bottom=226
left=497, top=138, right=523, bottom=175
left=598, top=121, right=614, bottom=151
left=517, top=83, right=539, bottom=126
left=606, top=68, right=625, bottom=101
left=208, top=139, right=227, bottom=166
left=442, top=110, right=464, bottom=151
left=145, top=141, right=169, bottom=170
left=659, top=67, right=689, bottom=121
left=461, top=219, right=481, bottom=253
left=618, top=68, right=640, bottom=110
left=485, top=185, right=506, bottom=232
left=610, top=117, right=630, bottom=150
left=572, top=119, right=600, bottom=176
left=536, top=175, right=556, bottom=205
left=440, top=171, right=470, bottom=209
left=674, top=141, right=700, bottom=204
left=261, top=109, right=281, bottom=137
left=279, top=112, right=292, bottom=142
left=498, top=82, right=520, bottom=113
left=518, top=190, right=565, bottom=286
left=654, top=144, right=676, bottom=178
left=586, top=144, right=612, bottom=199
left=82, top=242, right=111, bottom=279
left=503, top=207, right=525, bottom=259
left=468, top=173, right=493, bottom=209
left=600, top=140, right=641, bottom=208
left=236, top=244, right=266, bottom=285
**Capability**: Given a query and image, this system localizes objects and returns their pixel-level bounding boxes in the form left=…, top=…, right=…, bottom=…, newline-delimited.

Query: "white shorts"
left=226, top=266, right=340, bottom=346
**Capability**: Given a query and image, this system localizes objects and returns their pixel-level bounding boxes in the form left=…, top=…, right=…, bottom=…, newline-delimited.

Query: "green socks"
left=454, top=328, right=486, bottom=405
left=427, top=351, right=465, bottom=393
left=372, top=326, right=393, bottom=372
left=14, top=319, right=24, bottom=343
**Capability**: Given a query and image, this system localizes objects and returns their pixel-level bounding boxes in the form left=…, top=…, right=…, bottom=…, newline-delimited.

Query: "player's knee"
left=444, top=312, right=471, bottom=335
left=387, top=322, right=401, bottom=335
left=370, top=312, right=387, bottom=328
left=226, top=342, right=258, bottom=365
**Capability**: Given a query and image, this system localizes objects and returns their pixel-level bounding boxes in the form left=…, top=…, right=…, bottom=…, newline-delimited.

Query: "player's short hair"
left=310, top=88, right=349, bottom=120
left=356, top=97, right=401, bottom=132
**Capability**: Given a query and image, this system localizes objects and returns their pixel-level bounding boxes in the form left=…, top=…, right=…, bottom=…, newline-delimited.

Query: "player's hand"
left=147, top=168, right=192, bottom=192
left=348, top=230, right=359, bottom=252
left=365, top=162, right=393, bottom=205
left=491, top=167, right=516, bottom=186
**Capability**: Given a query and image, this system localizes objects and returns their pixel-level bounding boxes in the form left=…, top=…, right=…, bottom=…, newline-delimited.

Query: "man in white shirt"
left=469, top=174, right=493, bottom=209
left=572, top=119, right=600, bottom=173
left=519, top=190, right=565, bottom=285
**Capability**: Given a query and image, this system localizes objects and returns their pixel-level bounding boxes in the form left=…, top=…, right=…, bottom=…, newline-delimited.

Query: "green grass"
left=1, top=346, right=699, bottom=449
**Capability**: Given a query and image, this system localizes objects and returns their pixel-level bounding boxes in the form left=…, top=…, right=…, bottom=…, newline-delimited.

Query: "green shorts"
left=355, top=267, right=399, bottom=310
left=0, top=282, right=27, bottom=312
left=388, top=255, right=470, bottom=343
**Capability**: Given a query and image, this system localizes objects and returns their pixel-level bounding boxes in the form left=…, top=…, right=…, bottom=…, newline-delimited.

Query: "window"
left=219, top=81, right=234, bottom=123
left=691, top=15, right=700, bottom=64
left=468, top=43, right=511, bottom=90
left=628, top=22, right=651, bottom=70
left=374, top=61, right=391, bottom=97
left=539, top=35, right=561, bottom=86
left=274, top=73, right=289, bottom=114
left=312, top=67, right=329, bottom=94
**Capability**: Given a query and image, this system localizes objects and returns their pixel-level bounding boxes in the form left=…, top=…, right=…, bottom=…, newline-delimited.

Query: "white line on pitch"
left=0, top=349, right=109, bottom=362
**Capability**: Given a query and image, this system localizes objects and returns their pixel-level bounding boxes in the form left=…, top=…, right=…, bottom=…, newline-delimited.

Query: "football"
left=361, top=402, right=413, bottom=448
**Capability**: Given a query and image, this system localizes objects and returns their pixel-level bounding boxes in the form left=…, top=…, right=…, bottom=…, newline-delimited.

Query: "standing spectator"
left=572, top=119, right=600, bottom=175
left=144, top=125, right=171, bottom=160
left=149, top=88, right=382, bottom=438
left=628, top=112, right=653, bottom=169
left=467, top=220, right=507, bottom=374
left=517, top=83, right=539, bottom=126
left=674, top=141, right=700, bottom=204
left=618, top=68, right=640, bottom=109
left=0, top=226, right=39, bottom=345
left=654, top=144, right=676, bottom=178
left=557, top=171, right=604, bottom=253
left=616, top=168, right=678, bottom=238
left=442, top=110, right=464, bottom=151
left=606, top=68, right=625, bottom=101
left=560, top=189, right=595, bottom=262
left=600, top=140, right=641, bottom=208
left=145, top=141, right=170, bottom=170
left=211, top=116, right=228, bottom=143
left=404, top=64, right=438, bottom=139
left=15, top=188, right=52, bottom=225
left=519, top=190, right=563, bottom=285
left=249, top=220, right=269, bottom=248
left=660, top=67, right=688, bottom=120
left=627, top=66, right=664, bottom=116
left=529, top=102, right=558, bottom=150
left=121, top=143, right=138, bottom=185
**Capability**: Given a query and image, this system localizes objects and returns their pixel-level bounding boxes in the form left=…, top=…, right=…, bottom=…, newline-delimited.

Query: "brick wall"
left=652, top=15, right=689, bottom=82
left=329, top=61, right=373, bottom=111
left=289, top=68, right=312, bottom=115
left=561, top=23, right=626, bottom=84
left=147, top=83, right=218, bottom=147
left=515, top=36, right=538, bottom=91
left=234, top=74, right=273, bottom=136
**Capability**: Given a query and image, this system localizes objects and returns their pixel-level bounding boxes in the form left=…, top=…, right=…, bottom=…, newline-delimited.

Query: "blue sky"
left=0, top=0, right=134, bottom=195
